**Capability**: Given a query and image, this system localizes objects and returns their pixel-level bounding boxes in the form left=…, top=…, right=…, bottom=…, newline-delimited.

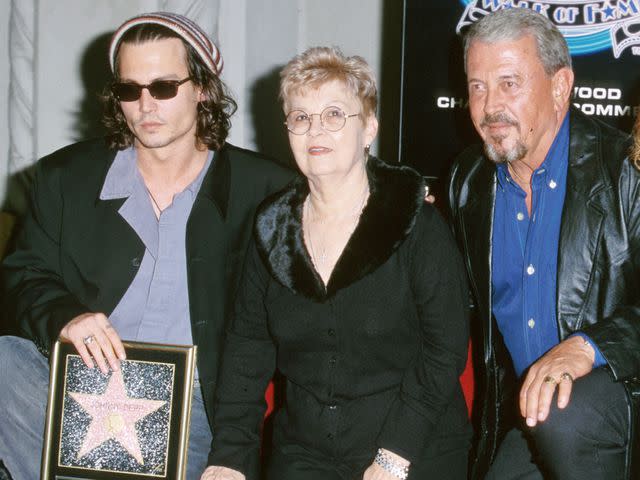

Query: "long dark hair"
left=102, top=23, right=236, bottom=151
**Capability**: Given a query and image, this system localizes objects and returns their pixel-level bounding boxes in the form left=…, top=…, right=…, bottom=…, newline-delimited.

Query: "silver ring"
left=560, top=372, right=574, bottom=383
left=83, top=335, right=95, bottom=346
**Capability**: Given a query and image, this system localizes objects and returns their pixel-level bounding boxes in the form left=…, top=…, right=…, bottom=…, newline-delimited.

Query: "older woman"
left=202, top=47, right=471, bottom=480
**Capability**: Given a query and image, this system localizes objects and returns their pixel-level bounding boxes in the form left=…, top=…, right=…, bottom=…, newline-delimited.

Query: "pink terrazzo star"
left=69, top=368, right=166, bottom=464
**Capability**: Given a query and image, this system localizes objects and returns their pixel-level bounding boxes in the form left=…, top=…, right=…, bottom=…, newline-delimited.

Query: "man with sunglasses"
left=0, top=12, right=293, bottom=480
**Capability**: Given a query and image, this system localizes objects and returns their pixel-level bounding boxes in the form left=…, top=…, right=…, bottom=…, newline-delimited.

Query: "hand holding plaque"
left=59, top=312, right=126, bottom=374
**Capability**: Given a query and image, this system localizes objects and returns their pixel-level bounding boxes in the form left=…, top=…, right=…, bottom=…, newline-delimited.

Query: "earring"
left=364, top=144, right=371, bottom=156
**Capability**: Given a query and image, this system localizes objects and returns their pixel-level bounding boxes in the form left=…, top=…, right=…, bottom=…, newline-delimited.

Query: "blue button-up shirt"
left=491, top=114, right=605, bottom=377
left=492, top=115, right=569, bottom=377
left=99, top=147, right=212, bottom=348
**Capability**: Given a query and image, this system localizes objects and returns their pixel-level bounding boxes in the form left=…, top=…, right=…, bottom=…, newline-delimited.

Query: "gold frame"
left=41, top=340, right=197, bottom=479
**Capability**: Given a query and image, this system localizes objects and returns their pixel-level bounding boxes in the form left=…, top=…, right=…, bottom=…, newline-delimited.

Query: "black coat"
left=448, top=109, right=640, bottom=479
left=209, top=156, right=471, bottom=479
left=2, top=138, right=294, bottom=432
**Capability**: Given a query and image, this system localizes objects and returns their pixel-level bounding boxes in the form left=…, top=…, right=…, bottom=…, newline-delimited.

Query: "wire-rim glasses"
left=284, top=106, right=359, bottom=135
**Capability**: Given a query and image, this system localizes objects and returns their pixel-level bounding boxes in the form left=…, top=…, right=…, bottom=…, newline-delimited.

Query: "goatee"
left=480, top=112, right=527, bottom=164
left=484, top=139, right=528, bottom=164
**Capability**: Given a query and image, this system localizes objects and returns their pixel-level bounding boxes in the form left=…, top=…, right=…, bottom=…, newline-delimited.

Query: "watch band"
left=374, top=449, right=409, bottom=480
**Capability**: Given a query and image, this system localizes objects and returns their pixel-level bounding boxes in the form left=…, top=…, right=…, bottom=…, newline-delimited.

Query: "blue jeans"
left=0, top=336, right=212, bottom=480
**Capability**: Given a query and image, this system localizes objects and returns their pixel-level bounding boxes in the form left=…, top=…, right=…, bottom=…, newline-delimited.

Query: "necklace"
left=304, top=184, right=369, bottom=268
left=305, top=215, right=327, bottom=266
left=146, top=188, right=166, bottom=217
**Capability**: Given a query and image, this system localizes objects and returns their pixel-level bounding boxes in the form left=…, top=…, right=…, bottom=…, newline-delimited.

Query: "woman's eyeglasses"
left=284, top=106, right=359, bottom=135
left=111, top=77, right=192, bottom=102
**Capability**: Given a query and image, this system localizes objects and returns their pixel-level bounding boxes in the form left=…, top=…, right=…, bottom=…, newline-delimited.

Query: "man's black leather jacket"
left=448, top=109, right=640, bottom=479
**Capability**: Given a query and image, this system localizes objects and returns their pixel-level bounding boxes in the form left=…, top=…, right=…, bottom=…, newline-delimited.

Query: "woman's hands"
left=363, top=448, right=410, bottom=480
left=363, top=463, right=400, bottom=480
left=200, top=466, right=245, bottom=480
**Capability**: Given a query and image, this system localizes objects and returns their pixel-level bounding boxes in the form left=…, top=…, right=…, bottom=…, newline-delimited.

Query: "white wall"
left=36, top=1, right=149, bottom=156
left=220, top=0, right=387, bottom=163
left=0, top=1, right=12, bottom=207
left=1, top=0, right=398, bottom=210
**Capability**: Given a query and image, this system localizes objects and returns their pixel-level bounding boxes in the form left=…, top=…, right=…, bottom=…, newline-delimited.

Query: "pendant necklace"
left=146, top=188, right=165, bottom=218
left=304, top=185, right=370, bottom=268
left=306, top=216, right=328, bottom=266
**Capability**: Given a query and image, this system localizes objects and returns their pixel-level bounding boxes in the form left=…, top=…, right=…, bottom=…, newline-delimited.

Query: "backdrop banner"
left=400, top=1, right=640, bottom=181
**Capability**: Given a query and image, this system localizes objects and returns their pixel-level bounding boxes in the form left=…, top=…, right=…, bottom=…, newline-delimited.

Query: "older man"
left=448, top=8, right=640, bottom=480
left=0, top=12, right=292, bottom=480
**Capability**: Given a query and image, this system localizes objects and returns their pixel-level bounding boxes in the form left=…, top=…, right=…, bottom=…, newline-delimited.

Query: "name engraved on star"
left=57, top=354, right=176, bottom=475
left=68, top=368, right=167, bottom=465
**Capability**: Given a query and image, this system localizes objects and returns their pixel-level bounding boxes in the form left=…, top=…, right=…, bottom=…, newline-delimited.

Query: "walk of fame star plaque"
left=41, top=340, right=197, bottom=479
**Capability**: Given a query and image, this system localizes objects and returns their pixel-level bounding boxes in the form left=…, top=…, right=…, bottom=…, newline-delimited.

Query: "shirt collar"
left=99, top=146, right=137, bottom=200
left=536, top=111, right=570, bottom=186
left=99, top=147, right=214, bottom=200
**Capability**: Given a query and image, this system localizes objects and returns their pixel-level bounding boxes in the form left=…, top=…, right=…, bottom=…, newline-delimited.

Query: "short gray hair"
left=463, top=8, right=572, bottom=76
left=280, top=46, right=378, bottom=118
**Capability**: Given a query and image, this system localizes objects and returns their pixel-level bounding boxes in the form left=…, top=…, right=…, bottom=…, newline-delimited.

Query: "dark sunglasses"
left=111, top=77, right=192, bottom=102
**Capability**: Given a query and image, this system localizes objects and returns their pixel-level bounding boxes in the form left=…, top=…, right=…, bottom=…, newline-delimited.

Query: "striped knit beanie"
left=109, top=12, right=223, bottom=75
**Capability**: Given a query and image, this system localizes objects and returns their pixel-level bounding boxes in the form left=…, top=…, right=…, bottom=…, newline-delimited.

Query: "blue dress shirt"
left=99, top=147, right=212, bottom=350
left=491, top=113, right=604, bottom=377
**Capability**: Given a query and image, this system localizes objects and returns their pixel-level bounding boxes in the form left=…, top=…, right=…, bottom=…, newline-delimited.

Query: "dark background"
left=400, top=1, right=640, bottom=183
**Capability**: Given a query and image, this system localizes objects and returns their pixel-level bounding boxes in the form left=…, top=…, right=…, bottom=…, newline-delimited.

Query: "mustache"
left=135, top=116, right=165, bottom=125
left=480, top=113, right=519, bottom=129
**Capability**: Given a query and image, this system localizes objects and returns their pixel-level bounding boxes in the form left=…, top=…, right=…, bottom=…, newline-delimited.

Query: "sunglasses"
left=111, top=77, right=192, bottom=102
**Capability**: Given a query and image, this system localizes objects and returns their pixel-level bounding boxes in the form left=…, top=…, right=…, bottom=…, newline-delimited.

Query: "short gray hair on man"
left=463, top=8, right=572, bottom=76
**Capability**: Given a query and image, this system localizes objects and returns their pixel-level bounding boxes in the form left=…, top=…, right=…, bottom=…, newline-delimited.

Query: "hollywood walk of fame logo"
left=457, top=0, right=640, bottom=58
left=59, top=356, right=175, bottom=475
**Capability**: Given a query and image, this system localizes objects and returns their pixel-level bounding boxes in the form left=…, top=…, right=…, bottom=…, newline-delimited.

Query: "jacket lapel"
left=556, top=111, right=608, bottom=332
left=197, top=144, right=230, bottom=219
left=62, top=145, right=145, bottom=314
left=459, top=159, right=496, bottom=329
left=186, top=147, right=229, bottom=326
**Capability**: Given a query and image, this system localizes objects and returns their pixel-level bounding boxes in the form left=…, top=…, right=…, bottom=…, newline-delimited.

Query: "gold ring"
left=560, top=372, right=574, bottom=382
left=543, top=375, right=556, bottom=385
left=83, top=334, right=96, bottom=346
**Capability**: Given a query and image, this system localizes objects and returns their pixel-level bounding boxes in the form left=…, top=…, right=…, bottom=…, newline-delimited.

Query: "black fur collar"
left=254, top=156, right=425, bottom=301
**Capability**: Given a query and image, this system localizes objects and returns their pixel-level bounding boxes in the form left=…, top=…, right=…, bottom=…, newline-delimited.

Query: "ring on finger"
left=83, top=334, right=96, bottom=346
left=543, top=375, right=556, bottom=385
left=560, top=372, right=574, bottom=382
